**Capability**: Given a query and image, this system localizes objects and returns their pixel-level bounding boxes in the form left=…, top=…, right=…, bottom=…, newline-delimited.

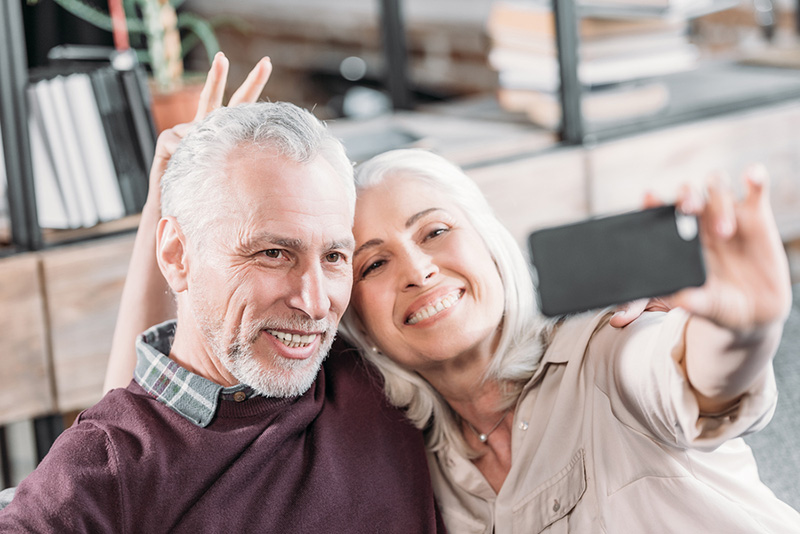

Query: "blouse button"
left=518, top=421, right=529, bottom=431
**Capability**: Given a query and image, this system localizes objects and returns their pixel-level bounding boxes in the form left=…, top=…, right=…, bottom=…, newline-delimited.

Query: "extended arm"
left=103, top=53, right=272, bottom=392
left=669, top=166, right=791, bottom=414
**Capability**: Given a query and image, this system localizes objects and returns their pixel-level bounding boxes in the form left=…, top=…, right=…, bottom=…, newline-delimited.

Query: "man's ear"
left=156, top=216, right=189, bottom=293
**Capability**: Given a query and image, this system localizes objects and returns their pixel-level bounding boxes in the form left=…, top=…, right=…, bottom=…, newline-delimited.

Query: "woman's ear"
left=156, top=216, right=189, bottom=293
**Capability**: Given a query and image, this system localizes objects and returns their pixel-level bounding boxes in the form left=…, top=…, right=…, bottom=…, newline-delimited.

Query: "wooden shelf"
left=39, top=214, right=141, bottom=249
left=582, top=62, right=800, bottom=142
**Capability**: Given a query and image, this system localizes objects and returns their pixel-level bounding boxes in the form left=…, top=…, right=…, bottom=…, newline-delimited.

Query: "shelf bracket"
left=0, top=0, right=42, bottom=251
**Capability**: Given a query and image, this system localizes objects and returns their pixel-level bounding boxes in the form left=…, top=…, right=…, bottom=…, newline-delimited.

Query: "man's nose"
left=286, top=262, right=330, bottom=321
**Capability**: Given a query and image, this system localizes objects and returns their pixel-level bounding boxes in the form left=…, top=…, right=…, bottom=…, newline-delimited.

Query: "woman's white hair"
left=338, top=148, right=555, bottom=457
left=161, top=102, right=355, bottom=241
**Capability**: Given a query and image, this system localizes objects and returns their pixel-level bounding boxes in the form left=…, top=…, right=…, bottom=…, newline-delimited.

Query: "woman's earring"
left=370, top=346, right=380, bottom=354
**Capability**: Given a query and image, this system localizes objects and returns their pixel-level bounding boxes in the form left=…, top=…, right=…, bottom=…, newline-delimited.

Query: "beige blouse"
left=430, top=309, right=800, bottom=533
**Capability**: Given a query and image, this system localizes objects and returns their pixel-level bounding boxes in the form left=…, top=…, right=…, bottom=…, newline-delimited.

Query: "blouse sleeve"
left=589, top=309, right=778, bottom=452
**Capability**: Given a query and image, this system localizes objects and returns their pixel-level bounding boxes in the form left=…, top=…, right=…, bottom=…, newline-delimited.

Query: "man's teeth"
left=407, top=291, right=461, bottom=325
left=267, top=330, right=317, bottom=348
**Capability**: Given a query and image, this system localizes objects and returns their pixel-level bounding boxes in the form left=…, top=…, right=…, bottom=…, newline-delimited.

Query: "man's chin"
left=229, top=350, right=327, bottom=398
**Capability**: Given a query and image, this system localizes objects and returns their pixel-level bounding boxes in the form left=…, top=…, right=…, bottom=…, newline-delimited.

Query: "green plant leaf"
left=47, top=0, right=114, bottom=31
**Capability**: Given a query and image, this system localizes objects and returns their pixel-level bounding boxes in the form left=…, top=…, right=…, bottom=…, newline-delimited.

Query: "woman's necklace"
left=465, top=407, right=513, bottom=443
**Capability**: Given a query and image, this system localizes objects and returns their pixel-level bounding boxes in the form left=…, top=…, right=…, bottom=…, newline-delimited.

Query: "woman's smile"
left=405, top=288, right=464, bottom=325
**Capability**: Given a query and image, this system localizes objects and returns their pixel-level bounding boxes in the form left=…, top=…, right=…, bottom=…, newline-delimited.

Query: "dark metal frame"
left=553, top=0, right=584, bottom=144
left=0, top=0, right=42, bottom=252
left=379, top=0, right=413, bottom=111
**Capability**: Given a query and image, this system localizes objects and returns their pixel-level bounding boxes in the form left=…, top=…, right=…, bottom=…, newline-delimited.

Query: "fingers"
left=194, top=52, right=230, bottom=121
left=229, top=57, right=272, bottom=106
left=640, top=190, right=662, bottom=209
left=154, top=123, right=194, bottom=161
left=192, top=53, right=271, bottom=121
left=702, top=172, right=737, bottom=241
left=675, top=182, right=703, bottom=216
left=743, top=163, right=769, bottom=209
left=610, top=298, right=649, bottom=328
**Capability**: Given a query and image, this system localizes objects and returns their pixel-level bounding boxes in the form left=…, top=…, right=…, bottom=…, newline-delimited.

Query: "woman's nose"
left=402, top=248, right=439, bottom=289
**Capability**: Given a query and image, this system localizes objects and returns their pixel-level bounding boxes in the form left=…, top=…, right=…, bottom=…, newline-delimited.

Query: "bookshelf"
left=546, top=0, right=800, bottom=143
left=482, top=0, right=800, bottom=143
left=0, top=0, right=40, bottom=254
left=0, top=1, right=152, bottom=255
left=0, top=1, right=152, bottom=475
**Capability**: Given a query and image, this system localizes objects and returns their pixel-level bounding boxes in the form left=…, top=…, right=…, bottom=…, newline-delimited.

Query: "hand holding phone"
left=528, top=205, right=706, bottom=317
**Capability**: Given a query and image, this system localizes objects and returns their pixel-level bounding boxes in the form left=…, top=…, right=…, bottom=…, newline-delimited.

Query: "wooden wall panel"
left=587, top=102, right=800, bottom=241
left=0, top=254, right=54, bottom=424
left=42, top=234, right=134, bottom=412
left=468, top=147, right=588, bottom=250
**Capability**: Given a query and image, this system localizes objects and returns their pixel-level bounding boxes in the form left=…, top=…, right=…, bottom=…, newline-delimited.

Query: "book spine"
left=89, top=67, right=149, bottom=215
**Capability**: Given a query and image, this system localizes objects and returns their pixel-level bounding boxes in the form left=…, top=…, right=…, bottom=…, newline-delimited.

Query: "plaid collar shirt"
left=134, top=320, right=257, bottom=427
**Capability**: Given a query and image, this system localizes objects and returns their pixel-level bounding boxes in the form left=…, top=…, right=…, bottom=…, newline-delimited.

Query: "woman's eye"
left=426, top=227, right=449, bottom=240
left=263, top=249, right=283, bottom=259
left=361, top=259, right=385, bottom=278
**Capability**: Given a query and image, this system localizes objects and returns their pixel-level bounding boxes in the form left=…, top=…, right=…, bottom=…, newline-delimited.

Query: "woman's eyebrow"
left=406, top=208, right=444, bottom=228
left=354, top=238, right=382, bottom=259
left=354, top=208, right=446, bottom=259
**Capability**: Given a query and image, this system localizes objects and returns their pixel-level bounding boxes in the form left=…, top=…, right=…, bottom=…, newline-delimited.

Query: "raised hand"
left=667, top=165, right=791, bottom=333
left=146, top=52, right=272, bottom=211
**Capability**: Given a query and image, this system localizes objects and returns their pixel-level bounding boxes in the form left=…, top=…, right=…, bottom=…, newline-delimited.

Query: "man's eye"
left=325, top=252, right=344, bottom=263
left=263, top=249, right=283, bottom=259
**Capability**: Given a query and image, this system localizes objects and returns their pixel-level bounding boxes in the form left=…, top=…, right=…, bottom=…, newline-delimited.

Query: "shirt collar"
left=134, top=320, right=257, bottom=427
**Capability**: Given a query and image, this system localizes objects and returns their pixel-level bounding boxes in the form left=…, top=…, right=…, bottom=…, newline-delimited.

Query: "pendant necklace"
left=465, top=407, right=513, bottom=443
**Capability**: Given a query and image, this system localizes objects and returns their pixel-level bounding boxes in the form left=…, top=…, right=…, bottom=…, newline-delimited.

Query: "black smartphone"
left=527, top=205, right=706, bottom=317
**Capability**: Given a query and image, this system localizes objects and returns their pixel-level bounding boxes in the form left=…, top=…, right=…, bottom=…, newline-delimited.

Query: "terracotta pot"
left=149, top=77, right=205, bottom=133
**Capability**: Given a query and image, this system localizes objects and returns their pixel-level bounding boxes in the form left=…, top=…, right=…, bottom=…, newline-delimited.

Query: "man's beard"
left=201, top=312, right=336, bottom=398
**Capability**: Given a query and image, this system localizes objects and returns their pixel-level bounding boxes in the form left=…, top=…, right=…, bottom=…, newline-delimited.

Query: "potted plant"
left=27, top=0, right=223, bottom=130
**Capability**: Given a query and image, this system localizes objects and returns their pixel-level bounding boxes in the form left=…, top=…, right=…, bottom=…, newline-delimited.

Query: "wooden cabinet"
left=41, top=235, right=134, bottom=413
left=0, top=233, right=134, bottom=424
left=0, top=254, right=53, bottom=423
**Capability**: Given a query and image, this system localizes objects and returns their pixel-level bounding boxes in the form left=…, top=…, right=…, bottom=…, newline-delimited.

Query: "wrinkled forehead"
left=207, top=149, right=354, bottom=246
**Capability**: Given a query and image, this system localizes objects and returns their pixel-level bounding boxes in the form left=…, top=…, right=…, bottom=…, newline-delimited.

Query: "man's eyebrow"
left=330, top=237, right=356, bottom=252
left=354, top=208, right=445, bottom=259
left=249, top=232, right=354, bottom=252
left=251, top=233, right=303, bottom=249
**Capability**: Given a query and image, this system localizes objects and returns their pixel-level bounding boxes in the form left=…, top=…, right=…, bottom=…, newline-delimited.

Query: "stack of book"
left=26, top=58, right=154, bottom=230
left=486, top=0, right=707, bottom=129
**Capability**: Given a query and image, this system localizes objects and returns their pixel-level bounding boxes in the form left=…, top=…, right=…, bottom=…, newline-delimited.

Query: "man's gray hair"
left=338, top=148, right=557, bottom=458
left=161, top=102, right=355, bottom=240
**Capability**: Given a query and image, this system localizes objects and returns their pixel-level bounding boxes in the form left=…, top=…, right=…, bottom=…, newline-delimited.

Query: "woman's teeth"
left=406, top=291, right=461, bottom=325
left=267, top=330, right=317, bottom=348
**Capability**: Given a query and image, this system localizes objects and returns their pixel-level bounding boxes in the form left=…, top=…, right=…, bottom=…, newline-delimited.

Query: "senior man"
left=0, top=101, right=444, bottom=532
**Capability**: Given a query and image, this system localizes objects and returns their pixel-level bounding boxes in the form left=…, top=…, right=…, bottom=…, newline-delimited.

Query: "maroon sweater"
left=0, top=342, right=445, bottom=533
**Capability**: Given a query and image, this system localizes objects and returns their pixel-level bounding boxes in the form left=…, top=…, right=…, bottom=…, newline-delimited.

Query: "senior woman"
left=103, top=56, right=800, bottom=532
left=338, top=148, right=800, bottom=532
